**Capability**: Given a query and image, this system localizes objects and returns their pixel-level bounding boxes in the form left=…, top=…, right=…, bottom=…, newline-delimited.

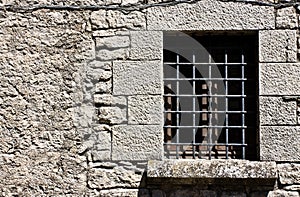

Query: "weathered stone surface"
left=94, top=94, right=127, bottom=106
left=146, top=0, right=275, bottom=30
left=86, top=65, right=112, bottom=82
left=96, top=35, right=130, bottom=48
left=260, top=97, right=297, bottom=125
left=95, top=80, right=112, bottom=93
left=260, top=63, right=300, bottom=95
left=91, top=10, right=146, bottom=30
left=99, top=189, right=139, bottom=197
left=267, top=190, right=299, bottom=197
left=221, top=191, right=246, bottom=197
left=283, top=185, right=300, bottom=191
left=87, top=167, right=142, bottom=189
left=260, top=126, right=300, bottom=161
left=128, top=95, right=162, bottom=125
left=130, top=31, right=163, bottom=60
left=112, top=125, right=163, bottom=160
left=278, top=163, right=300, bottom=185
left=113, top=61, right=162, bottom=95
left=99, top=107, right=127, bottom=124
left=276, top=7, right=298, bottom=29
left=96, top=48, right=129, bottom=60
left=147, top=160, right=277, bottom=179
left=259, top=30, right=297, bottom=62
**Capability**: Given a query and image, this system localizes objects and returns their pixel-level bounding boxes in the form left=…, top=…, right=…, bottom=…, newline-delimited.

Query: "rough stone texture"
left=99, top=189, right=139, bottom=197
left=91, top=10, right=146, bottom=30
left=87, top=167, right=142, bottom=189
left=278, top=163, right=300, bottom=185
left=259, top=30, right=297, bottom=62
left=260, top=97, right=297, bottom=125
left=259, top=63, right=300, bottom=95
left=283, top=185, right=300, bottom=191
left=130, top=31, right=163, bottom=60
left=94, top=94, right=127, bottom=106
left=113, top=61, right=162, bottom=95
left=112, top=125, right=163, bottom=160
left=146, top=0, right=275, bottom=30
left=128, top=95, right=163, bottom=125
left=99, top=106, right=127, bottom=124
left=96, top=48, right=129, bottom=60
left=267, top=190, right=299, bottom=197
left=276, top=7, right=298, bottom=29
left=148, top=160, right=277, bottom=179
left=260, top=126, right=300, bottom=161
left=95, top=80, right=112, bottom=93
left=96, top=35, right=130, bottom=48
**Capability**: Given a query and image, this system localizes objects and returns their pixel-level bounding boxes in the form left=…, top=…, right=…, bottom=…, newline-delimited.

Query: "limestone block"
left=95, top=36, right=130, bottom=48
left=259, top=30, right=297, bottom=62
left=113, top=61, right=162, bottom=95
left=146, top=0, right=275, bottom=30
left=278, top=163, right=300, bottom=184
left=260, top=126, right=300, bottom=161
left=267, top=190, right=299, bottom=197
left=129, top=31, right=163, bottom=60
left=88, top=60, right=112, bottom=70
left=112, top=125, right=163, bottom=160
left=86, top=66, right=112, bottom=82
left=259, top=97, right=297, bottom=125
left=283, top=185, right=300, bottom=191
left=91, top=10, right=146, bottom=30
left=98, top=107, right=127, bottom=124
left=121, top=0, right=139, bottom=5
left=94, top=94, right=127, bottom=106
left=128, top=95, right=162, bottom=125
left=95, top=80, right=112, bottom=93
left=276, top=7, right=298, bottom=29
left=259, top=63, right=300, bottom=95
left=87, top=167, right=142, bottom=189
left=90, top=10, right=108, bottom=29
left=147, top=160, right=277, bottom=179
left=92, top=29, right=130, bottom=37
left=99, top=189, right=139, bottom=197
left=96, top=48, right=129, bottom=60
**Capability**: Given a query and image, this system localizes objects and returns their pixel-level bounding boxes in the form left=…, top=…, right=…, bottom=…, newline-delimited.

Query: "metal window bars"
left=163, top=33, right=257, bottom=160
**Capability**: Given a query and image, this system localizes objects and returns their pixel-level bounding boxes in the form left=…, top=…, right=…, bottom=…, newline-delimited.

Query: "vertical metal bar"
left=192, top=53, right=196, bottom=159
left=225, top=52, right=229, bottom=159
left=208, top=54, right=212, bottom=159
left=176, top=53, right=180, bottom=159
left=241, top=53, right=245, bottom=159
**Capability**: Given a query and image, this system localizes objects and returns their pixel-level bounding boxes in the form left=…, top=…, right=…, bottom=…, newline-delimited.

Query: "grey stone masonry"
left=259, top=63, right=300, bottom=95
left=112, top=125, right=163, bottom=160
left=276, top=6, right=298, bottom=29
left=259, top=30, right=297, bottom=62
left=146, top=0, right=275, bottom=30
left=260, top=126, right=300, bottom=161
left=113, top=60, right=162, bottom=95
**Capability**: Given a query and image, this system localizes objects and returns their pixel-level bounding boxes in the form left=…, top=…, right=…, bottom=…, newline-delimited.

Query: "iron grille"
left=163, top=32, right=258, bottom=160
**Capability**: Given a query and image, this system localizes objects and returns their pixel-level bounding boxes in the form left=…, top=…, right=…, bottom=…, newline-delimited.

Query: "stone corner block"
left=276, top=6, right=298, bottom=29
left=98, top=106, right=127, bottom=125
left=277, top=163, right=300, bottom=185
left=259, top=96, right=297, bottom=125
left=259, top=63, right=300, bottom=95
left=113, top=61, right=162, bottom=95
left=129, top=31, right=163, bottom=60
left=259, top=30, right=297, bottom=63
left=260, top=126, right=300, bottom=161
left=128, top=95, right=163, bottom=125
left=112, top=125, right=163, bottom=160
left=146, top=0, right=275, bottom=30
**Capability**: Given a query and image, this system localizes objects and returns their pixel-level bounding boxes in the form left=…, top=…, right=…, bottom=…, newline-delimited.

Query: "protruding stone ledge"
left=147, top=160, right=277, bottom=186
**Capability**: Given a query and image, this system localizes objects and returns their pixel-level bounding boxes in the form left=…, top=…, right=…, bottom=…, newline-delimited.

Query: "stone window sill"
left=147, top=160, right=277, bottom=186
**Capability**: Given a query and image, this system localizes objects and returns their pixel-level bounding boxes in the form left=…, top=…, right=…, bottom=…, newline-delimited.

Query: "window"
left=163, top=31, right=258, bottom=160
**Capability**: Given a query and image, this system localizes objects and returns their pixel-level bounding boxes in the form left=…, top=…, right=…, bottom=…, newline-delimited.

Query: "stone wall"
left=0, top=0, right=299, bottom=196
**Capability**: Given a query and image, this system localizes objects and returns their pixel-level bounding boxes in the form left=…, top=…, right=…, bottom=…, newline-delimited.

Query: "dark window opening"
left=163, top=31, right=258, bottom=160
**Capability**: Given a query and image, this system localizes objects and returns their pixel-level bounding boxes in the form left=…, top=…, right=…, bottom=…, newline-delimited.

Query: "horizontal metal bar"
left=164, top=78, right=249, bottom=81
left=163, top=110, right=253, bottom=114
left=163, top=94, right=249, bottom=97
left=163, top=125, right=250, bottom=129
left=164, top=62, right=247, bottom=66
left=164, top=143, right=247, bottom=146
